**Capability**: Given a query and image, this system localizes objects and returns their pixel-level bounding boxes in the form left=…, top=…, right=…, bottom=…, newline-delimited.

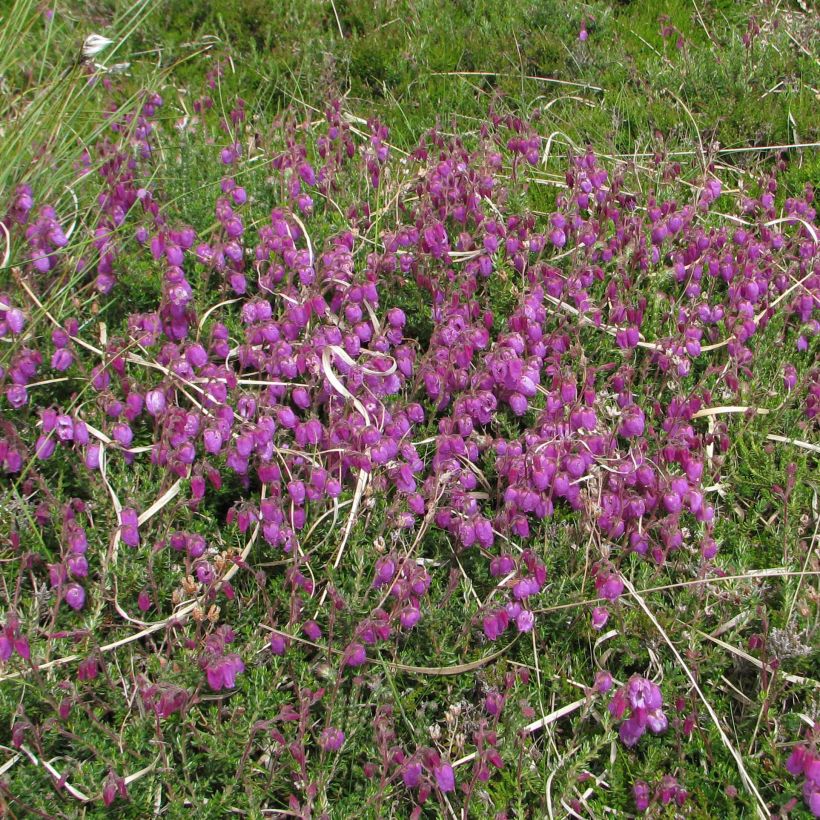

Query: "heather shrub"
left=0, top=1, right=818, bottom=816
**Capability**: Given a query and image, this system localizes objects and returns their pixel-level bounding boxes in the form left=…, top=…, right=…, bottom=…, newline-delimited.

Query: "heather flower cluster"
left=609, top=675, right=668, bottom=747
left=0, top=44, right=817, bottom=816
left=633, top=775, right=688, bottom=813
left=787, top=740, right=820, bottom=816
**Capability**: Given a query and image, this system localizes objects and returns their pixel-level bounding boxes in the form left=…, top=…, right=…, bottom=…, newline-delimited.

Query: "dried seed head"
left=82, top=34, right=114, bottom=59
left=315, top=662, right=333, bottom=680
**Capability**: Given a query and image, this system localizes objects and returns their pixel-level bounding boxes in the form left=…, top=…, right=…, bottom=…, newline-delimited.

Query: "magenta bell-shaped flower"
left=65, top=583, right=86, bottom=611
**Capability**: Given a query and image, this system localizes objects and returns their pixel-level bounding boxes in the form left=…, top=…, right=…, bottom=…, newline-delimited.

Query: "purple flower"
left=102, top=774, right=118, bottom=807
left=646, top=709, right=668, bottom=734
left=596, top=573, right=624, bottom=601
left=482, top=609, right=509, bottom=641
left=51, top=348, right=73, bottom=370
left=373, top=556, right=396, bottom=587
left=516, top=609, right=534, bottom=632
left=67, top=555, right=88, bottom=577
left=270, top=633, right=288, bottom=655
left=203, top=428, right=223, bottom=454
left=6, top=384, right=28, bottom=408
left=633, top=780, right=651, bottom=812
left=591, top=606, right=609, bottom=630
left=807, top=786, right=820, bottom=817
left=433, top=762, right=455, bottom=792
left=145, top=388, right=166, bottom=416
left=54, top=414, right=74, bottom=442
left=610, top=676, right=667, bottom=747
left=627, top=676, right=663, bottom=711
left=35, top=434, right=56, bottom=460
left=65, top=583, right=86, bottom=611
left=0, top=634, right=11, bottom=662
left=112, top=423, right=133, bottom=448
left=85, top=444, right=101, bottom=470
left=120, top=508, right=140, bottom=547
left=594, top=670, right=614, bottom=693
left=788, top=746, right=809, bottom=776
left=319, top=727, right=345, bottom=752
left=78, top=657, right=98, bottom=681
left=484, top=691, right=505, bottom=716
left=6, top=308, right=25, bottom=334
left=303, top=620, right=322, bottom=641
left=221, top=654, right=244, bottom=688
left=399, top=606, right=420, bottom=629
left=206, top=654, right=244, bottom=690
left=287, top=480, right=306, bottom=504
left=66, top=524, right=88, bottom=554
left=807, top=756, right=820, bottom=785
left=403, top=762, right=422, bottom=788
left=345, top=642, right=367, bottom=667
left=549, top=227, right=566, bottom=247
left=662, top=491, right=683, bottom=514
left=619, top=406, right=645, bottom=438
left=783, top=363, right=797, bottom=391
left=619, top=713, right=646, bottom=747
left=787, top=745, right=820, bottom=816
left=151, top=685, right=188, bottom=719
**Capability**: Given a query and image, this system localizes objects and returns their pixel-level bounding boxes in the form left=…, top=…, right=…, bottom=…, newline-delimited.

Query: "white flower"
left=82, top=34, right=114, bottom=59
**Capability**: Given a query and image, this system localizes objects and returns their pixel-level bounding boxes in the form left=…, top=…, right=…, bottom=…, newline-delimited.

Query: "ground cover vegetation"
left=0, top=0, right=818, bottom=816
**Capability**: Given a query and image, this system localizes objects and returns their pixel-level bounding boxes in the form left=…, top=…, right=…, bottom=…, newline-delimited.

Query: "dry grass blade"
left=384, top=635, right=519, bottom=676
left=321, top=347, right=371, bottom=426
left=137, top=478, right=183, bottom=526
left=18, top=745, right=91, bottom=802
left=98, top=445, right=123, bottom=584
left=315, top=346, right=375, bottom=582
left=197, top=297, right=241, bottom=334
left=83, top=419, right=113, bottom=445
left=766, top=434, right=820, bottom=454
left=62, top=184, right=79, bottom=242
left=540, top=214, right=817, bottom=357
left=452, top=697, right=586, bottom=768
left=765, top=215, right=819, bottom=244
left=786, top=494, right=819, bottom=625
left=262, top=622, right=518, bottom=677
left=693, top=629, right=820, bottom=689
left=530, top=567, right=819, bottom=616
left=621, top=577, right=770, bottom=818
left=580, top=142, right=820, bottom=160
left=541, top=130, right=580, bottom=167
left=0, top=753, right=20, bottom=777
left=123, top=755, right=160, bottom=786
left=692, top=405, right=771, bottom=419
left=288, top=211, right=314, bottom=269
left=330, top=468, right=368, bottom=571
left=542, top=293, right=663, bottom=351
left=0, top=221, right=10, bottom=270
